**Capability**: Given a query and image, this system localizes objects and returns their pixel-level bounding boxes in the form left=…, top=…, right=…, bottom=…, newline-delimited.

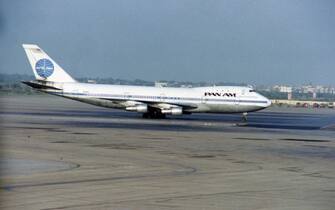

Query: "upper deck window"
left=249, top=89, right=255, bottom=92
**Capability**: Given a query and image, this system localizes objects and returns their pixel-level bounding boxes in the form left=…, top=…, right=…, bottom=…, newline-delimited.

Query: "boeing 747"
left=22, top=44, right=271, bottom=120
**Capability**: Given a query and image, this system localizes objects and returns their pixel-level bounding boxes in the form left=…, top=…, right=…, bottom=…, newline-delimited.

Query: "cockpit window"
left=249, top=89, right=255, bottom=92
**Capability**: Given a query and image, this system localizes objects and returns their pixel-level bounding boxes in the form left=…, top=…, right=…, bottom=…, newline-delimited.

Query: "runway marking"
left=234, top=137, right=330, bottom=143
left=1, top=165, right=197, bottom=190
left=234, top=137, right=270, bottom=141
left=280, top=138, right=330, bottom=142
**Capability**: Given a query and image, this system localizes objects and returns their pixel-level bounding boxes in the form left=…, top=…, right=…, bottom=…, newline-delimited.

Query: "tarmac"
left=1, top=95, right=335, bottom=210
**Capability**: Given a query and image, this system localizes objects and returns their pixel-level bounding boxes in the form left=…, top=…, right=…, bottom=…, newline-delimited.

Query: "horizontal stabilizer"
left=21, top=81, right=62, bottom=90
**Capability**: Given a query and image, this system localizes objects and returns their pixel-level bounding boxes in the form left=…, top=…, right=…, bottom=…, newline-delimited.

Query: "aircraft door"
left=160, top=93, right=166, bottom=102
left=201, top=96, right=208, bottom=104
left=124, top=92, right=131, bottom=100
left=235, top=90, right=241, bottom=112
left=235, top=92, right=240, bottom=105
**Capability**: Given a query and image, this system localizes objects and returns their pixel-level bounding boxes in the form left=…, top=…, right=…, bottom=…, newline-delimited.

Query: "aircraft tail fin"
left=22, top=44, right=76, bottom=83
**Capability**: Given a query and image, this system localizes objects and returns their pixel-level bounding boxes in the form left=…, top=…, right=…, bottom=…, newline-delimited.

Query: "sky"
left=1, top=0, right=335, bottom=85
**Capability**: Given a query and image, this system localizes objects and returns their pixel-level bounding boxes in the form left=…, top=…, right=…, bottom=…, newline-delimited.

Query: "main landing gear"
left=142, top=110, right=166, bottom=119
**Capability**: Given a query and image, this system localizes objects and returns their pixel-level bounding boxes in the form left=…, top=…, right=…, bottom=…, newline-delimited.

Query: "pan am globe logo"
left=35, top=59, right=54, bottom=78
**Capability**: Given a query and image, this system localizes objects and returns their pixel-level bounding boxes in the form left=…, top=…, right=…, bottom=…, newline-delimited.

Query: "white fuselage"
left=22, top=44, right=271, bottom=117
left=45, top=82, right=271, bottom=114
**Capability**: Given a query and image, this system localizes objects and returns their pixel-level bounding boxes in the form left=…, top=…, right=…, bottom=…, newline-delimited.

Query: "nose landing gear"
left=236, top=112, right=248, bottom=126
left=242, top=112, right=248, bottom=123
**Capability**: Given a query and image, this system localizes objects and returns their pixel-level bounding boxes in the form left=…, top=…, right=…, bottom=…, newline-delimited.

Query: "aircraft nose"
left=259, top=94, right=271, bottom=108
left=255, top=93, right=272, bottom=109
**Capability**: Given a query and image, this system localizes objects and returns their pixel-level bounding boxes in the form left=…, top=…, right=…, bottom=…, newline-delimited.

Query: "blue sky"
left=1, top=0, right=335, bottom=85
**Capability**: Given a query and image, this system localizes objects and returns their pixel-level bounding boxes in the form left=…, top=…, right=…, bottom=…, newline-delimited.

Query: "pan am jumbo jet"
left=22, top=44, right=271, bottom=120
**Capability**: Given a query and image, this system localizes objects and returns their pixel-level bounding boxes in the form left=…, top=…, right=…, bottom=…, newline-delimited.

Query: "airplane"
left=22, top=44, right=271, bottom=120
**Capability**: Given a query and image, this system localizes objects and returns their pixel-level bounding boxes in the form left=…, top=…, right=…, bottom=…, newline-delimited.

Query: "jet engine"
left=125, top=104, right=148, bottom=113
left=161, top=107, right=183, bottom=115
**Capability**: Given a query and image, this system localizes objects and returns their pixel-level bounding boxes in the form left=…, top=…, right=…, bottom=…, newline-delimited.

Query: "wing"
left=99, top=97, right=198, bottom=113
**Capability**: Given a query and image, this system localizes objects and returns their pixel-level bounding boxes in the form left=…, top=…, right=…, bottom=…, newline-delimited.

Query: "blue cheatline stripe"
left=46, top=91, right=268, bottom=104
